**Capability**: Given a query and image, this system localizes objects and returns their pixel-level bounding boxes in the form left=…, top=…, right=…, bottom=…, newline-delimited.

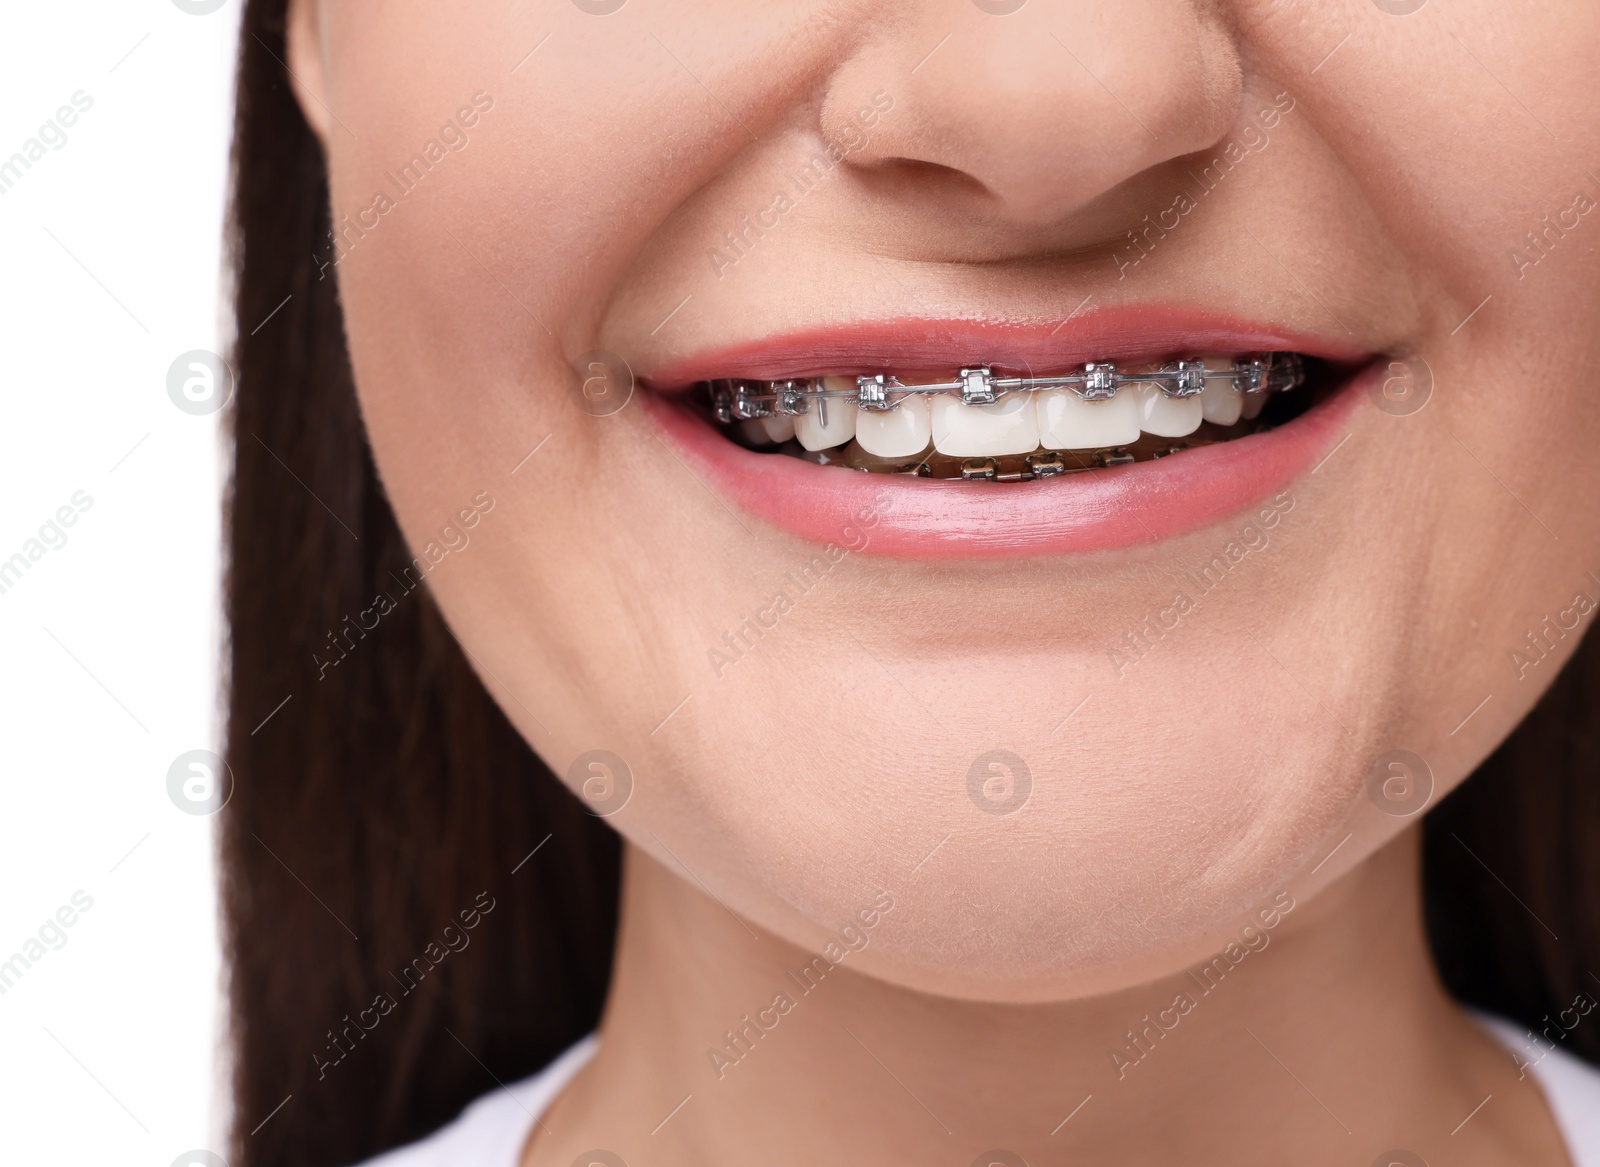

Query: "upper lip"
left=641, top=306, right=1374, bottom=390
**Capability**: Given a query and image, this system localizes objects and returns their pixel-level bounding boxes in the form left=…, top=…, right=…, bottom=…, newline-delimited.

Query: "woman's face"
left=291, top=0, right=1600, bottom=999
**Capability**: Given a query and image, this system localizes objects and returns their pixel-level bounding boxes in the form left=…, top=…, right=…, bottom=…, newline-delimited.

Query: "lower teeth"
left=700, top=352, right=1315, bottom=479
left=790, top=425, right=1252, bottom=480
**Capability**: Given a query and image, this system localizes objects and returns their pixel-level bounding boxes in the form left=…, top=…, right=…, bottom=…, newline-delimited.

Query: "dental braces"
left=709, top=352, right=1303, bottom=422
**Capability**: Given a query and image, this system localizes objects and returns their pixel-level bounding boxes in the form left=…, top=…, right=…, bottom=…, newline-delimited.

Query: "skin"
left=284, top=0, right=1600, bottom=1162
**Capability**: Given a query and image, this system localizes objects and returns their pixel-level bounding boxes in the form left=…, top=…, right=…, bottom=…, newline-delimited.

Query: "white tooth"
left=855, top=394, right=931, bottom=458
left=761, top=414, right=796, bottom=443
left=1036, top=389, right=1141, bottom=449
left=931, top=392, right=1040, bottom=457
left=1200, top=381, right=1243, bottom=425
left=1240, top=391, right=1267, bottom=420
left=1199, top=355, right=1242, bottom=425
left=1135, top=381, right=1203, bottom=438
left=738, top=419, right=772, bottom=445
left=794, top=377, right=858, bottom=450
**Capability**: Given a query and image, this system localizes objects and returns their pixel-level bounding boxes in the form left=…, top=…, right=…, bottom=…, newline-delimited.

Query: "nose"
left=820, top=0, right=1243, bottom=230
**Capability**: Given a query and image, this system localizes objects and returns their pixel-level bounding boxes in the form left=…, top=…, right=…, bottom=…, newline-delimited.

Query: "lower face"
left=306, top=0, right=1600, bottom=999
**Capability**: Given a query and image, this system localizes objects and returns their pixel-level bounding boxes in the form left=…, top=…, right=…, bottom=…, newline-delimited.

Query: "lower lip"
left=643, top=366, right=1369, bottom=558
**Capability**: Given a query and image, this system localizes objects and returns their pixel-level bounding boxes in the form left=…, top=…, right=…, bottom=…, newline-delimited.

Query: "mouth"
left=698, top=352, right=1323, bottom=482
left=640, top=312, right=1377, bottom=558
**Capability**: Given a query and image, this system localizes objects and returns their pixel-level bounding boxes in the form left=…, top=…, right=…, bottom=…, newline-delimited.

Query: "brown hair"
left=222, top=5, right=616, bottom=1165
left=220, top=2, right=1600, bottom=1164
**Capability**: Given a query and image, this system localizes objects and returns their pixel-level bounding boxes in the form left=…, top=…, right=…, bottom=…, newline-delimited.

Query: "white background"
left=0, top=1, right=239, bottom=1162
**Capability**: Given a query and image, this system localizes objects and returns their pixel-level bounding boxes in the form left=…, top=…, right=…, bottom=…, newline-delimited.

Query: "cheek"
left=320, top=5, right=783, bottom=585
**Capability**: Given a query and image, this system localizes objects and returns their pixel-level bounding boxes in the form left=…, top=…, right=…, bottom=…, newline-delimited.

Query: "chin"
left=638, top=660, right=1369, bottom=1005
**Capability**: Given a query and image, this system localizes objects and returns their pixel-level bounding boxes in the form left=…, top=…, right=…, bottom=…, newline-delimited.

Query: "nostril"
left=869, top=158, right=967, bottom=181
left=852, top=156, right=995, bottom=200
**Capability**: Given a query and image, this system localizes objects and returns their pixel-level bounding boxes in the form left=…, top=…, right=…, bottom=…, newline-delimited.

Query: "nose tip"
left=821, top=1, right=1243, bottom=229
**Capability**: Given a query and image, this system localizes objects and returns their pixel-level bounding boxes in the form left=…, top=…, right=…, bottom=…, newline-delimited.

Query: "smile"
left=702, top=353, right=1314, bottom=481
left=642, top=312, right=1375, bottom=557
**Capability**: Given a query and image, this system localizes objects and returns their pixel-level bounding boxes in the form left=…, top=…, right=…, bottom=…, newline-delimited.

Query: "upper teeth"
left=711, top=353, right=1301, bottom=458
left=930, top=392, right=1038, bottom=458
